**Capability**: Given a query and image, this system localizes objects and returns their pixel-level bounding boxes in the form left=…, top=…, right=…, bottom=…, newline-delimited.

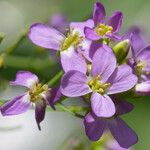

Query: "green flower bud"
left=113, top=39, right=130, bottom=64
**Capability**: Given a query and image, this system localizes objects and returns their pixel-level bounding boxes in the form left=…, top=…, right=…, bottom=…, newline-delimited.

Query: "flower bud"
left=113, top=39, right=130, bottom=64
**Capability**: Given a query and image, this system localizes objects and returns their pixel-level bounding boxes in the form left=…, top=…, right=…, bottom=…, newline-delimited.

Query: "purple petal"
left=135, top=81, right=150, bottom=95
left=91, top=92, right=116, bottom=118
left=29, top=23, right=64, bottom=50
left=1, top=94, right=31, bottom=116
left=93, top=2, right=105, bottom=25
left=137, top=45, right=150, bottom=72
left=130, top=31, right=145, bottom=57
left=114, top=99, right=134, bottom=115
left=47, top=88, right=62, bottom=109
left=84, top=113, right=106, bottom=141
left=83, top=41, right=102, bottom=62
left=84, top=27, right=101, bottom=40
left=35, top=100, right=46, bottom=130
left=70, top=19, right=94, bottom=37
left=10, top=71, right=39, bottom=88
left=105, top=34, right=122, bottom=41
left=91, top=45, right=116, bottom=82
left=106, top=139, right=132, bottom=150
left=108, top=117, right=138, bottom=148
left=60, top=70, right=91, bottom=97
left=108, top=65, right=138, bottom=95
left=108, top=11, right=123, bottom=33
left=49, top=14, right=68, bottom=33
left=60, top=48, right=87, bottom=74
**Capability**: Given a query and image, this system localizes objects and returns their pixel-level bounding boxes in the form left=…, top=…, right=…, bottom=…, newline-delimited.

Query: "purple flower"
left=60, top=45, right=137, bottom=118
left=84, top=2, right=123, bottom=41
left=29, top=20, right=93, bottom=73
left=84, top=100, right=138, bottom=148
left=49, top=14, right=69, bottom=34
left=0, top=71, right=61, bottom=130
left=128, top=30, right=150, bottom=95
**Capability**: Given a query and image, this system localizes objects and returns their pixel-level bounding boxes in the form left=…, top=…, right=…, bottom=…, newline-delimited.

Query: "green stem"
left=47, top=70, right=64, bottom=86
left=5, top=30, right=27, bottom=54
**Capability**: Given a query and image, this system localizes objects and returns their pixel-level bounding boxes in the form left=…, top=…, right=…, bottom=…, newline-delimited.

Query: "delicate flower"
left=84, top=2, right=123, bottom=42
left=49, top=14, right=69, bottom=33
left=84, top=100, right=138, bottom=148
left=61, top=45, right=137, bottom=118
left=128, top=29, right=150, bottom=95
left=29, top=20, right=93, bottom=73
left=0, top=71, right=61, bottom=130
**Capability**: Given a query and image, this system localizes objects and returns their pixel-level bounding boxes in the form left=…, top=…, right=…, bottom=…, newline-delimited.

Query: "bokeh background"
left=0, top=0, right=150, bottom=149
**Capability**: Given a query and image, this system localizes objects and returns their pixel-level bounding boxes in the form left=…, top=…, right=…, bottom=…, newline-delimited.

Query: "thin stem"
left=47, top=70, right=64, bottom=86
left=5, top=30, right=27, bottom=54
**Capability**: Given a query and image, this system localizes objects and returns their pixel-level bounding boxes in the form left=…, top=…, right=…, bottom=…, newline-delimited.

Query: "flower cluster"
left=1, top=2, right=150, bottom=149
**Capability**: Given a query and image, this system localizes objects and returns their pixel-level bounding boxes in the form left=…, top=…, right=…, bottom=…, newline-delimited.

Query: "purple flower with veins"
left=84, top=2, right=123, bottom=41
left=60, top=45, right=137, bottom=118
left=29, top=20, right=93, bottom=73
left=84, top=100, right=138, bottom=148
left=128, top=29, right=150, bottom=95
left=0, top=71, right=61, bottom=130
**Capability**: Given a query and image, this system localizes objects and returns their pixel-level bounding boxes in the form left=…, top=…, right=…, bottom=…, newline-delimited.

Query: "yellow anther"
left=88, top=75, right=111, bottom=95
left=29, top=83, right=48, bottom=103
left=135, top=60, right=147, bottom=76
left=95, top=24, right=113, bottom=37
left=61, top=29, right=83, bottom=51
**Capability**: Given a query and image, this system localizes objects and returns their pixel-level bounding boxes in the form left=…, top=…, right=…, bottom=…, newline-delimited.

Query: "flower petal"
left=70, top=19, right=94, bottom=36
left=93, top=2, right=105, bottom=25
left=60, top=47, right=87, bottom=74
left=91, top=45, right=116, bottom=82
left=114, top=99, right=134, bottom=115
left=91, top=92, right=116, bottom=118
left=106, top=139, right=132, bottom=150
left=47, top=88, right=62, bottom=109
left=29, top=23, right=64, bottom=50
left=135, top=81, right=150, bottom=95
left=84, top=27, right=101, bottom=40
left=108, top=117, right=138, bottom=148
left=60, top=70, right=91, bottom=97
left=137, top=45, right=150, bottom=72
left=1, top=94, right=31, bottom=116
left=10, top=71, right=39, bottom=88
left=35, top=99, right=46, bottom=130
left=50, top=14, right=69, bottom=33
left=130, top=30, right=145, bottom=57
left=105, top=34, right=122, bottom=41
left=108, top=11, right=123, bottom=33
left=84, top=113, right=106, bottom=141
left=108, top=65, right=138, bottom=95
left=83, top=41, right=102, bottom=62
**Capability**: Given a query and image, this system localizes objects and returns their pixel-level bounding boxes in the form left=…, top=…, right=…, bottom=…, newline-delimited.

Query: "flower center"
left=61, top=29, right=83, bottom=51
left=95, top=24, right=113, bottom=37
left=28, top=83, right=48, bottom=103
left=88, top=75, right=111, bottom=95
left=135, top=60, right=147, bottom=77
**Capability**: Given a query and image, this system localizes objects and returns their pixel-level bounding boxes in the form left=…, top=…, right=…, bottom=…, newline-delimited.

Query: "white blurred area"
left=0, top=86, right=85, bottom=150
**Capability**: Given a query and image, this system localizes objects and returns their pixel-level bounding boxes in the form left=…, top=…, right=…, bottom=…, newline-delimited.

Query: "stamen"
left=95, top=24, right=113, bottom=37
left=135, top=60, right=147, bottom=76
left=61, top=29, right=83, bottom=51
left=29, top=83, right=48, bottom=103
left=88, top=75, right=111, bottom=95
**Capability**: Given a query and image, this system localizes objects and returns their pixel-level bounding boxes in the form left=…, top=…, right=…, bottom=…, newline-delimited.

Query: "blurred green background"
left=0, top=0, right=150, bottom=149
